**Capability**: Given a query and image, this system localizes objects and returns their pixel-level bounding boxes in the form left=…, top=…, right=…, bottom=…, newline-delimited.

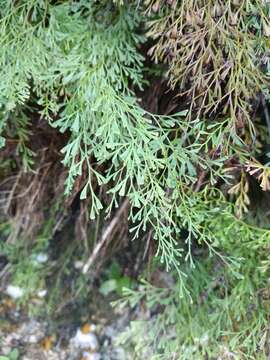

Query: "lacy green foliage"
left=117, top=266, right=270, bottom=359
left=3, top=108, right=35, bottom=171
left=0, top=0, right=250, bottom=274
left=146, top=0, right=270, bottom=130
left=1, top=1, right=270, bottom=357
left=113, top=182, right=270, bottom=358
left=116, top=205, right=270, bottom=359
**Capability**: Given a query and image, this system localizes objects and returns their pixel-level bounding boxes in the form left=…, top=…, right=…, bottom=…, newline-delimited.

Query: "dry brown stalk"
left=82, top=198, right=130, bottom=274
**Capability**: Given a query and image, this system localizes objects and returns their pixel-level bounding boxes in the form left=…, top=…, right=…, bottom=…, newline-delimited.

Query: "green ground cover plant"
left=1, top=0, right=270, bottom=358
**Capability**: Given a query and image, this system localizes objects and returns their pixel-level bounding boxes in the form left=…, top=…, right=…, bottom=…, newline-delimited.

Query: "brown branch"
left=82, top=198, right=130, bottom=274
left=193, top=169, right=208, bottom=192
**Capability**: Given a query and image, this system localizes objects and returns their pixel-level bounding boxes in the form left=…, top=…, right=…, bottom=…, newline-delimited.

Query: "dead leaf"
left=81, top=323, right=91, bottom=334
left=41, top=336, right=54, bottom=351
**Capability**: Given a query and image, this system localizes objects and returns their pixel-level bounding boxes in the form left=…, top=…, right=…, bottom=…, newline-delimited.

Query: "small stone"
left=82, top=352, right=101, bottom=360
left=74, top=260, right=84, bottom=269
left=5, top=285, right=24, bottom=299
left=37, top=289, right=47, bottom=298
left=72, top=329, right=99, bottom=350
left=28, top=335, right=38, bottom=343
left=36, top=253, right=48, bottom=263
left=32, top=253, right=48, bottom=265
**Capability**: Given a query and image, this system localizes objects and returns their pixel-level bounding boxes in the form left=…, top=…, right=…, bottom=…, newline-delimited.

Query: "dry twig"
left=82, top=198, right=130, bottom=274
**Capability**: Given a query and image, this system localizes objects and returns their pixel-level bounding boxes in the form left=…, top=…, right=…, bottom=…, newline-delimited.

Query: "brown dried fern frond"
left=146, top=0, right=270, bottom=134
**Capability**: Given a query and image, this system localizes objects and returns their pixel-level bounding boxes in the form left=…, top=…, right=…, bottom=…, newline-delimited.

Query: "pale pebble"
left=82, top=352, right=101, bottom=360
left=37, top=289, right=47, bottom=298
left=5, top=285, right=24, bottom=299
left=33, top=253, right=48, bottom=264
left=72, top=329, right=99, bottom=350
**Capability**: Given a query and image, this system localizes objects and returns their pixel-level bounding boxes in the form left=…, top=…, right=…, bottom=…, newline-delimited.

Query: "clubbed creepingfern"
left=115, top=201, right=270, bottom=359
left=0, top=1, right=246, bottom=276
left=2, top=1, right=270, bottom=357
